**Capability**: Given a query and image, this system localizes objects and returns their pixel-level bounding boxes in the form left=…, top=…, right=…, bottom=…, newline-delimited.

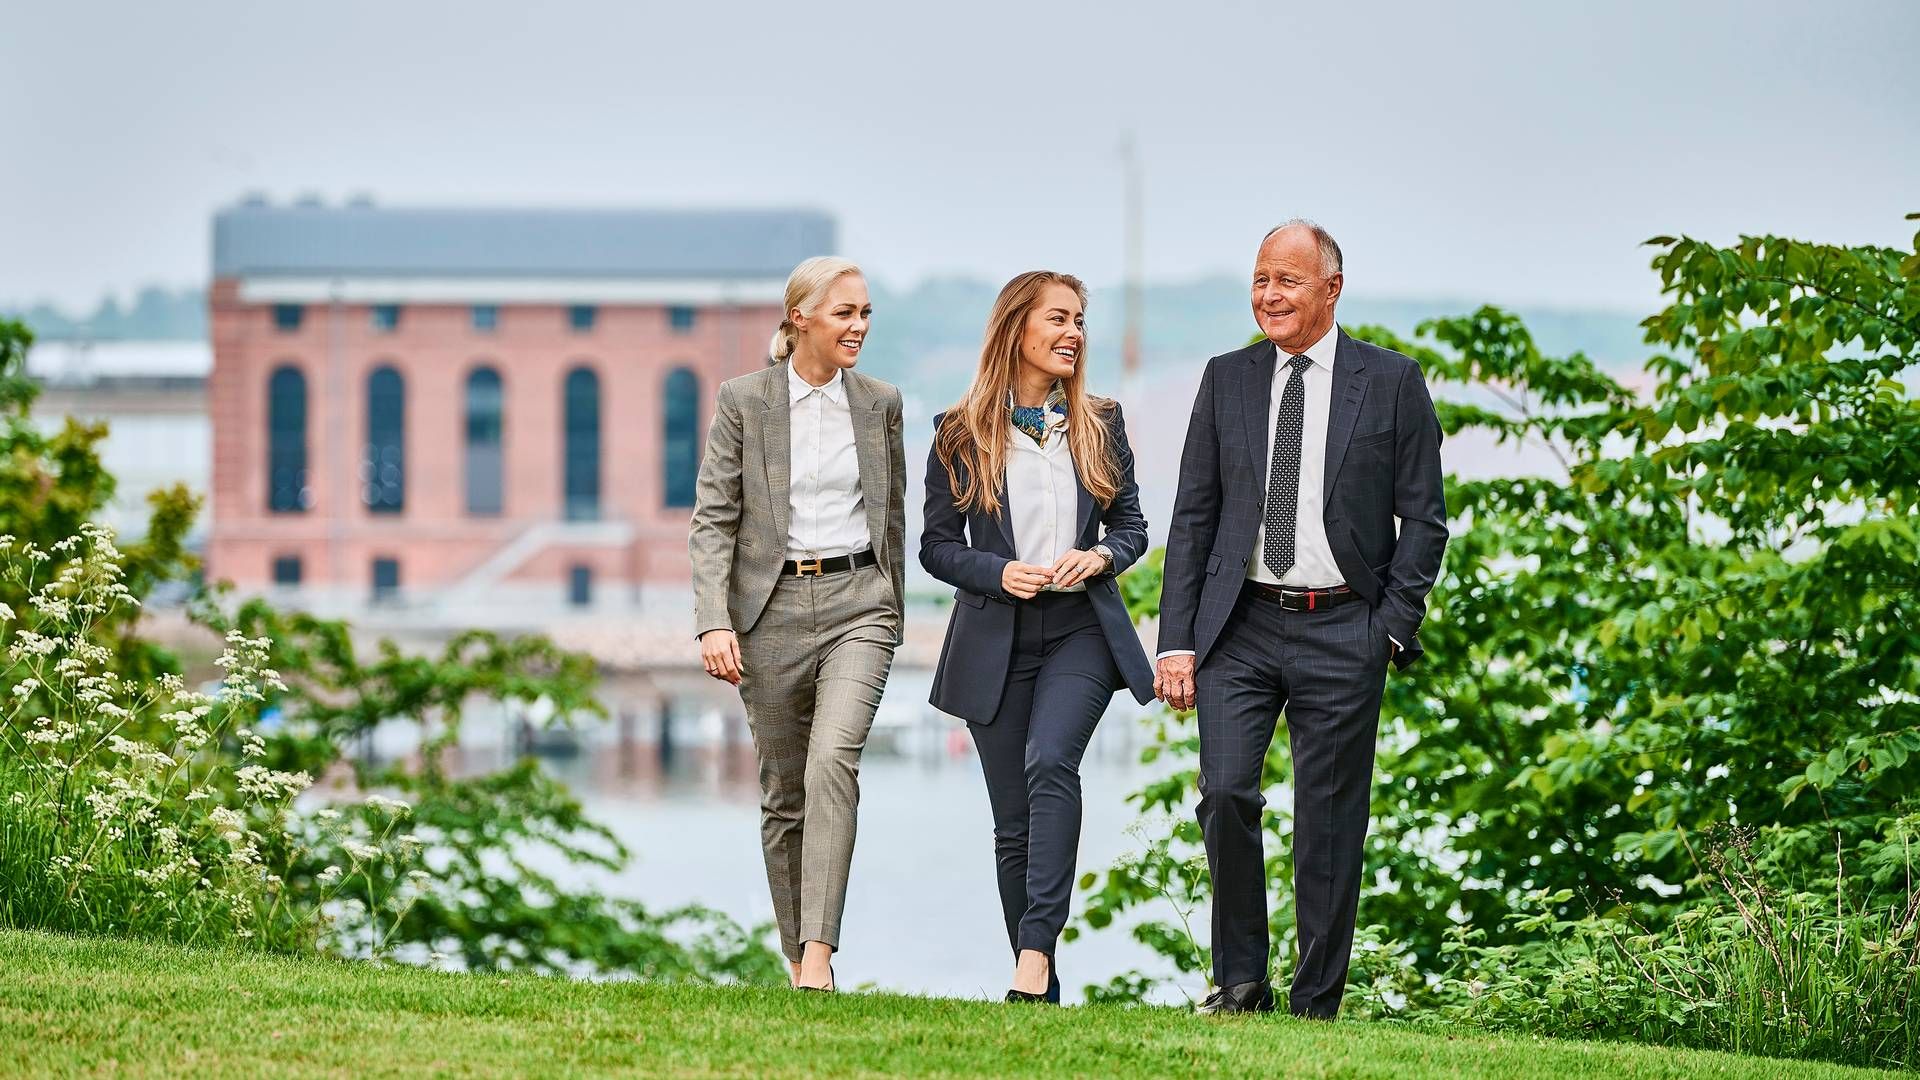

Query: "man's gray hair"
left=1262, top=218, right=1343, bottom=278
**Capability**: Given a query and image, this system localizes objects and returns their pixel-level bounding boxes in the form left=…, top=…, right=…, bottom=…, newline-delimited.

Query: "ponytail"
left=767, top=319, right=798, bottom=363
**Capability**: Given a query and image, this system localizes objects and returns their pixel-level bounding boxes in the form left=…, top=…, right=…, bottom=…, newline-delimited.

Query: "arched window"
left=663, top=367, right=700, bottom=509
left=267, top=365, right=309, bottom=512
left=564, top=365, right=600, bottom=520
left=465, top=366, right=504, bottom=515
left=363, top=365, right=405, bottom=513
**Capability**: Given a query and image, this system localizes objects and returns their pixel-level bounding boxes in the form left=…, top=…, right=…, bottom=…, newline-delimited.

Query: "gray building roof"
left=212, top=201, right=836, bottom=280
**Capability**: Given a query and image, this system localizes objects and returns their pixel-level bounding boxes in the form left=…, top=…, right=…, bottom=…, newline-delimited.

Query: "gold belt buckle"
left=794, top=556, right=824, bottom=577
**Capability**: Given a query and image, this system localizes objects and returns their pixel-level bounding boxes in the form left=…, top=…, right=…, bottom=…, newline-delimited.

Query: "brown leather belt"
left=1243, top=580, right=1361, bottom=612
left=781, top=549, right=878, bottom=577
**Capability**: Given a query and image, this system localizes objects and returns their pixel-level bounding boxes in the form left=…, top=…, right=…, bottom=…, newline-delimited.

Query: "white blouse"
left=785, top=364, right=869, bottom=560
left=1005, top=410, right=1085, bottom=593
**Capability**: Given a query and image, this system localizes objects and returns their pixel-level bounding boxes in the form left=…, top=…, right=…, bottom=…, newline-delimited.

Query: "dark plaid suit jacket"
left=1156, top=330, right=1448, bottom=670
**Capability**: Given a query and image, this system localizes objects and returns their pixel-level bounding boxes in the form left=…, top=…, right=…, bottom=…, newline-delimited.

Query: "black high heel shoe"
left=1004, top=957, right=1060, bottom=1004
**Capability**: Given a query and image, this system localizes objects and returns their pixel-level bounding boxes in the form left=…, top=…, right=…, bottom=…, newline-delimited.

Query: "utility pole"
left=1119, top=131, right=1144, bottom=406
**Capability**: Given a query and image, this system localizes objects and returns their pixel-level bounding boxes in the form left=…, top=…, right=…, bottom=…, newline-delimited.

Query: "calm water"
left=399, top=673, right=1202, bottom=1004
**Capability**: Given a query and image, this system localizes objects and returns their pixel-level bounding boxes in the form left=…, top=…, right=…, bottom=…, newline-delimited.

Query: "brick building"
left=206, top=199, right=833, bottom=628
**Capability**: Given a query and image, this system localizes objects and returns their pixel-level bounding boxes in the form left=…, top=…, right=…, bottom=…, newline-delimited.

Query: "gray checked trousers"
left=735, top=562, right=897, bottom=962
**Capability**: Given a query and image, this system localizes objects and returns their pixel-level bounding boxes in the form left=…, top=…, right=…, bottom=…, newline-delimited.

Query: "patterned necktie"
left=1263, top=353, right=1314, bottom=579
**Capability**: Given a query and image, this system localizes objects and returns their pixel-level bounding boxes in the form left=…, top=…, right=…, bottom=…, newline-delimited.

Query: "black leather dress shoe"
left=1004, top=987, right=1050, bottom=1003
left=1195, top=980, right=1275, bottom=1015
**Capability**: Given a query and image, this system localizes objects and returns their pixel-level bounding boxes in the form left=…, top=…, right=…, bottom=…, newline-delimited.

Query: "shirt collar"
left=788, top=362, right=846, bottom=404
left=1277, top=322, right=1340, bottom=373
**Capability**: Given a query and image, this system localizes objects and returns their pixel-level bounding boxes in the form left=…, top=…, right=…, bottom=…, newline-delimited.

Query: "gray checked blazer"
left=1156, top=330, right=1448, bottom=670
left=689, top=362, right=907, bottom=640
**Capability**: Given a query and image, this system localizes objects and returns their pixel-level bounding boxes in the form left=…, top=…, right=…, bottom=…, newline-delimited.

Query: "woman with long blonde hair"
left=921, top=270, right=1155, bottom=1002
left=689, top=255, right=906, bottom=992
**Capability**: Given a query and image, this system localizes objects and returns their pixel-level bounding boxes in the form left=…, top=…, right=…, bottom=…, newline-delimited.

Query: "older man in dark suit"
left=1155, top=220, right=1448, bottom=1018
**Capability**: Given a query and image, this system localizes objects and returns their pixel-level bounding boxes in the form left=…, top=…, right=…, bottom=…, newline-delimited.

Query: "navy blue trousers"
left=1195, top=584, right=1390, bottom=1018
left=969, top=590, right=1121, bottom=956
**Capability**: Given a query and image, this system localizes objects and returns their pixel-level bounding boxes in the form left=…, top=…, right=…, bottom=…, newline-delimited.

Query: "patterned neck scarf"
left=1009, top=382, right=1068, bottom=447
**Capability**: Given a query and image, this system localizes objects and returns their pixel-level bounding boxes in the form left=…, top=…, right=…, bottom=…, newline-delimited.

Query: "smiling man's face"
left=1251, top=225, right=1342, bottom=354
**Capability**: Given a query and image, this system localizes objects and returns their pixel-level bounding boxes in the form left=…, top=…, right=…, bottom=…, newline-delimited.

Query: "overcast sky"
left=3, top=0, right=1915, bottom=313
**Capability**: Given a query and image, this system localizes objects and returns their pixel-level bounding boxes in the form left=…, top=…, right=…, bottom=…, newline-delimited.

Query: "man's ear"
left=1324, top=272, right=1344, bottom=305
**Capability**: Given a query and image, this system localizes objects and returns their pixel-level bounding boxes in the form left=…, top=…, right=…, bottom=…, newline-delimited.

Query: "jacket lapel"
left=1322, top=329, right=1370, bottom=503
left=989, top=469, right=1017, bottom=551
left=844, top=372, right=888, bottom=553
left=1076, top=466, right=1095, bottom=543
left=761, top=367, right=791, bottom=541
left=1241, top=342, right=1278, bottom=494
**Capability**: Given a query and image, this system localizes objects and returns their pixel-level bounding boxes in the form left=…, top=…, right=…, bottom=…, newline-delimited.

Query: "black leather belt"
left=1244, top=580, right=1361, bottom=612
left=781, top=549, right=878, bottom=577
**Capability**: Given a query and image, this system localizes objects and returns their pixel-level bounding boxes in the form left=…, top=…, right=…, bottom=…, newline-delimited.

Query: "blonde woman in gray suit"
left=689, top=256, right=906, bottom=992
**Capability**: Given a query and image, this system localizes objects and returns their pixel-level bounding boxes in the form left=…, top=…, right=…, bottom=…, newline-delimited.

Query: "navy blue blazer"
left=1156, top=330, right=1449, bottom=670
left=921, top=402, right=1157, bottom=724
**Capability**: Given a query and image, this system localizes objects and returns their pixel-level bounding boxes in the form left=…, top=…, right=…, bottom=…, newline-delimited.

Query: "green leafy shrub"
left=0, top=315, right=781, bottom=984
left=1432, top=831, right=1918, bottom=1069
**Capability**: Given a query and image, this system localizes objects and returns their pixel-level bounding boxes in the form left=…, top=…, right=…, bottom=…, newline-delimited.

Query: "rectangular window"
left=568, top=565, right=593, bottom=608
left=567, top=305, right=597, bottom=332
left=371, top=557, right=400, bottom=603
left=471, top=305, right=498, bottom=333
left=371, top=304, right=401, bottom=333
left=668, top=305, right=696, bottom=333
left=272, top=304, right=304, bottom=332
left=272, top=555, right=302, bottom=586
left=466, top=443, right=503, bottom=515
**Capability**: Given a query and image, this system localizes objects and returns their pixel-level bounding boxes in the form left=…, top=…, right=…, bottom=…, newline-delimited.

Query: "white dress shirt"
left=1250, top=322, right=1342, bottom=588
left=1159, top=322, right=1398, bottom=660
left=785, top=363, right=869, bottom=560
left=1005, top=409, right=1085, bottom=592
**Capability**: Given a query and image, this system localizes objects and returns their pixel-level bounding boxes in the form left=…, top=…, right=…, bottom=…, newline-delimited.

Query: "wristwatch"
left=1091, top=544, right=1115, bottom=576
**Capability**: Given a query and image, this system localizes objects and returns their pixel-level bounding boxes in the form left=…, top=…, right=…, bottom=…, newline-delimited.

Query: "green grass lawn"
left=0, top=930, right=1900, bottom=1079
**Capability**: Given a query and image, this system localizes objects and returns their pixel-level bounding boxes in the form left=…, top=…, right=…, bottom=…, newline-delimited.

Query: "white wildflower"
left=363, top=794, right=411, bottom=817
left=235, top=764, right=311, bottom=799
left=342, top=840, right=381, bottom=863
left=317, top=865, right=343, bottom=885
